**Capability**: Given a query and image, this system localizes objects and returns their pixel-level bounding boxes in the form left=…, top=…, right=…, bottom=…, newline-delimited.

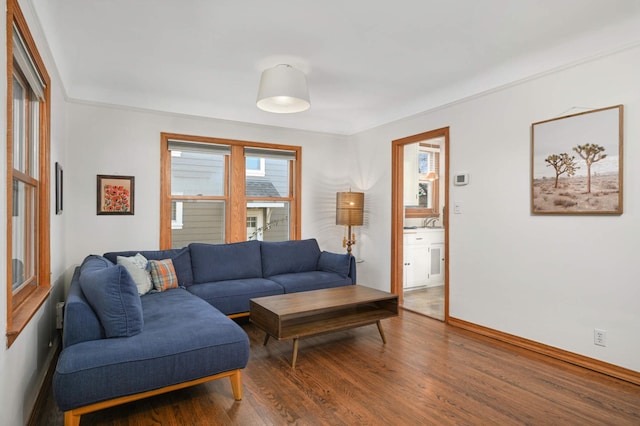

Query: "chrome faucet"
left=424, top=217, right=438, bottom=228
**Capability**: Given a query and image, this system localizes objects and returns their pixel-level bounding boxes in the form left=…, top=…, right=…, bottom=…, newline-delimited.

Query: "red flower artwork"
left=103, top=184, right=130, bottom=212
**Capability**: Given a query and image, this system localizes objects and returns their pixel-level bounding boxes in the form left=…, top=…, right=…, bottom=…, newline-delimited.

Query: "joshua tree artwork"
left=531, top=105, right=623, bottom=215
left=573, top=143, right=607, bottom=193
left=544, top=153, right=579, bottom=189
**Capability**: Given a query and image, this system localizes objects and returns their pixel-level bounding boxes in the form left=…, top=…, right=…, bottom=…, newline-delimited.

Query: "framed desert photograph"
left=531, top=105, right=623, bottom=215
left=97, top=175, right=135, bottom=215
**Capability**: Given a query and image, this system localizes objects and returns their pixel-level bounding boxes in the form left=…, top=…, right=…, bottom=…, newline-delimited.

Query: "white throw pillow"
left=117, top=253, right=153, bottom=295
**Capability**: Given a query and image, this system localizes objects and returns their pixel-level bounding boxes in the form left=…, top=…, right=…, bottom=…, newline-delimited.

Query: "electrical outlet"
left=594, top=329, right=607, bottom=347
left=56, top=302, right=65, bottom=329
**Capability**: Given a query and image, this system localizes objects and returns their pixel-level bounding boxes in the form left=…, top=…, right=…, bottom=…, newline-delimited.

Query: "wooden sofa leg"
left=229, top=369, right=243, bottom=400
left=64, top=410, right=81, bottom=426
left=62, top=369, right=244, bottom=424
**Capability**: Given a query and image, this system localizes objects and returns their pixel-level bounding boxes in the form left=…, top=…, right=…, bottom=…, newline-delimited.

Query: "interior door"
left=391, top=127, right=449, bottom=322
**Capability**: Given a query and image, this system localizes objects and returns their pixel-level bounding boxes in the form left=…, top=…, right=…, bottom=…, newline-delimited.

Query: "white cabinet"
left=403, top=231, right=429, bottom=288
left=403, top=229, right=445, bottom=289
left=403, top=143, right=419, bottom=206
left=428, top=242, right=445, bottom=285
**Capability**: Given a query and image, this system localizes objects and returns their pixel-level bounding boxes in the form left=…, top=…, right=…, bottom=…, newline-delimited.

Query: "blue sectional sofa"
left=103, top=238, right=356, bottom=315
left=53, top=238, right=355, bottom=425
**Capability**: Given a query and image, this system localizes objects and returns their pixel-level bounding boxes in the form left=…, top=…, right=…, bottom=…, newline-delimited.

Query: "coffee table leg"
left=376, top=320, right=387, bottom=344
left=263, top=333, right=270, bottom=346
left=291, top=338, right=299, bottom=368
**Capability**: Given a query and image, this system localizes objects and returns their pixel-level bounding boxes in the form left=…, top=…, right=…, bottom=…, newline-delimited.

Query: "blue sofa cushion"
left=53, top=288, right=250, bottom=411
left=63, top=268, right=105, bottom=347
left=187, top=278, right=284, bottom=315
left=190, top=241, right=262, bottom=283
left=79, top=254, right=113, bottom=277
left=63, top=255, right=116, bottom=345
left=268, top=271, right=352, bottom=293
left=261, top=239, right=321, bottom=277
left=317, top=251, right=351, bottom=278
left=79, top=262, right=144, bottom=338
left=103, top=247, right=193, bottom=287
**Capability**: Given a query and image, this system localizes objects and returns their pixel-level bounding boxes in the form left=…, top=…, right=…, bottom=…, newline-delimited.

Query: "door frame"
left=391, top=127, right=450, bottom=321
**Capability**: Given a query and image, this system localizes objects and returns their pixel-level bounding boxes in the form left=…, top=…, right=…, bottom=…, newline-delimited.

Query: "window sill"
left=6, top=286, right=51, bottom=348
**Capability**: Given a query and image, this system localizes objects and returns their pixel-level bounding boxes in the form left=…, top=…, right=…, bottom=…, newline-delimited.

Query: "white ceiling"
left=30, top=0, right=640, bottom=135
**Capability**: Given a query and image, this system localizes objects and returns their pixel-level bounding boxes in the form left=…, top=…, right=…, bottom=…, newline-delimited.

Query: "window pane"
left=29, top=97, right=39, bottom=178
left=246, top=157, right=260, bottom=170
left=171, top=200, right=182, bottom=230
left=246, top=202, right=289, bottom=241
left=171, top=200, right=225, bottom=248
left=12, top=179, right=35, bottom=292
left=12, top=74, right=39, bottom=177
left=418, top=182, right=432, bottom=208
left=13, top=75, right=26, bottom=173
left=246, top=216, right=256, bottom=228
left=171, top=151, right=225, bottom=196
left=246, top=157, right=265, bottom=177
left=245, top=157, right=289, bottom=197
left=418, top=152, right=431, bottom=174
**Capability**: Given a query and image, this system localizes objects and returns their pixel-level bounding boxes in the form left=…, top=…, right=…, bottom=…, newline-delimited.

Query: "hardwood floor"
left=403, top=285, right=444, bottom=320
left=34, top=310, right=640, bottom=425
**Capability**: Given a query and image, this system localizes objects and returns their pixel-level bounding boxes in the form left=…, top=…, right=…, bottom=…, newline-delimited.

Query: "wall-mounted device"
left=454, top=173, right=470, bottom=186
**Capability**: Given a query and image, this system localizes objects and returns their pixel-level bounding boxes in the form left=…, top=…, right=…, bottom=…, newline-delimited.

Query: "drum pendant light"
left=256, top=64, right=310, bottom=113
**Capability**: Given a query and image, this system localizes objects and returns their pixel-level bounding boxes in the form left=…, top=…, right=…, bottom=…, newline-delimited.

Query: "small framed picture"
left=97, top=175, right=135, bottom=215
left=55, top=162, right=63, bottom=215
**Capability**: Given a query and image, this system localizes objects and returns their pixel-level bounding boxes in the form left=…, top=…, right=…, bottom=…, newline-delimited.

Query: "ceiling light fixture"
left=256, top=64, right=310, bottom=113
left=426, top=171, right=438, bottom=181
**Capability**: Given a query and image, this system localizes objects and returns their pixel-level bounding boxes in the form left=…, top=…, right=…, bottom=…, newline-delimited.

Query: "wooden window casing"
left=160, top=133, right=301, bottom=248
left=6, top=0, right=51, bottom=347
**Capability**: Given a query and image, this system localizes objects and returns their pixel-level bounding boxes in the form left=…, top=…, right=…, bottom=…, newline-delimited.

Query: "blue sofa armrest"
left=316, top=250, right=357, bottom=284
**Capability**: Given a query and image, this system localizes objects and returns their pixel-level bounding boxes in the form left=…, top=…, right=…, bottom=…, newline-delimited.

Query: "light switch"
left=454, top=201, right=463, bottom=214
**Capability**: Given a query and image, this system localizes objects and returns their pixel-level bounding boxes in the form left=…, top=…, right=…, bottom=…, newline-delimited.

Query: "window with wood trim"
left=6, top=0, right=51, bottom=347
left=160, top=133, right=301, bottom=248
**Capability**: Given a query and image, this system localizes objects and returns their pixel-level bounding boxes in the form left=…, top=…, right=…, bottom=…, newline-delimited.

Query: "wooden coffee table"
left=250, top=285, right=398, bottom=367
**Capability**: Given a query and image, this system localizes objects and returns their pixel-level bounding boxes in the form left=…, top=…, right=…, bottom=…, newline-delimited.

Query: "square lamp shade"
left=336, top=191, right=364, bottom=226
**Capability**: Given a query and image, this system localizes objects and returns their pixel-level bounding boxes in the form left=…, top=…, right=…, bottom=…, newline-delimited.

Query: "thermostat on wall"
left=454, top=173, right=469, bottom=186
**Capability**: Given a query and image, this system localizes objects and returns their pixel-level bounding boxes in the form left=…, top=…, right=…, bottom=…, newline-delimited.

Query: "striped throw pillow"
left=148, top=258, right=178, bottom=292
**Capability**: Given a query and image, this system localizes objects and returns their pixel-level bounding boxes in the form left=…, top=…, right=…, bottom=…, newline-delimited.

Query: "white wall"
left=2, top=5, right=639, bottom=425
left=64, top=103, right=351, bottom=266
left=1, top=69, right=349, bottom=425
left=0, top=1, right=67, bottom=425
left=351, top=45, right=640, bottom=372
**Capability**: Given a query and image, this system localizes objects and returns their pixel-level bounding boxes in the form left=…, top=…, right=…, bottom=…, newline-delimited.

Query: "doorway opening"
left=391, top=128, right=449, bottom=321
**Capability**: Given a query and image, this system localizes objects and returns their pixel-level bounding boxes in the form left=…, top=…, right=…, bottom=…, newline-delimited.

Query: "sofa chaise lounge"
left=53, top=238, right=355, bottom=425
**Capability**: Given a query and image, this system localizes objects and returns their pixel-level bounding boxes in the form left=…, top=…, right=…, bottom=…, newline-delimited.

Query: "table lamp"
left=336, top=191, right=364, bottom=254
